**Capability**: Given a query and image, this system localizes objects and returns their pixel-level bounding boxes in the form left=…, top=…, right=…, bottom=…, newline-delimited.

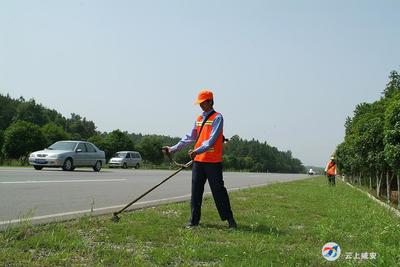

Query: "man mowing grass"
left=163, top=90, right=237, bottom=229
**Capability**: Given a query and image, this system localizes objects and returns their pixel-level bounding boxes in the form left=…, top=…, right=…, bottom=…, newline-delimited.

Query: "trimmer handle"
left=162, top=147, right=173, bottom=160
left=162, top=147, right=193, bottom=168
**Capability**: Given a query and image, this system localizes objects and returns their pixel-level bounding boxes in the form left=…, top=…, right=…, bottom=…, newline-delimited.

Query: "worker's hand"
left=188, top=149, right=197, bottom=159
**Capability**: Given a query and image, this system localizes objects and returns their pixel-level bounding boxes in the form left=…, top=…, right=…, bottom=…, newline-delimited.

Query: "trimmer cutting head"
left=111, top=212, right=120, bottom=222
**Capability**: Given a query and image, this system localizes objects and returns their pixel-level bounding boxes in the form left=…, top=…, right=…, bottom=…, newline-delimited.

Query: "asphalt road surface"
left=0, top=167, right=309, bottom=227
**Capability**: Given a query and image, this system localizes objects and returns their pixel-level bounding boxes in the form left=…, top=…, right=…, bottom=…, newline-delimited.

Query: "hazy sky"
left=1, top=1, right=399, bottom=167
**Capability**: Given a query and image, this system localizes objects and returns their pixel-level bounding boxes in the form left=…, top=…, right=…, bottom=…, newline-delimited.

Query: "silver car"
left=29, top=141, right=106, bottom=172
left=108, top=151, right=142, bottom=169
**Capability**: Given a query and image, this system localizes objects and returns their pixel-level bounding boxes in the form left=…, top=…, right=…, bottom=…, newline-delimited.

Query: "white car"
left=29, top=141, right=106, bottom=172
left=108, top=151, right=142, bottom=169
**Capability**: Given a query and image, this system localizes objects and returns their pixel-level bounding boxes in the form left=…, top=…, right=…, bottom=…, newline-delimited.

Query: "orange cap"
left=194, top=90, right=213, bottom=104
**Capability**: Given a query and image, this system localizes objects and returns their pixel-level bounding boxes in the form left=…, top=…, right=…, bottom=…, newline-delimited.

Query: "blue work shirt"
left=170, top=109, right=223, bottom=154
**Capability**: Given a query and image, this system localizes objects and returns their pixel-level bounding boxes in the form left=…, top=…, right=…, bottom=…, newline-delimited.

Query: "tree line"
left=334, top=69, right=400, bottom=205
left=0, top=93, right=305, bottom=173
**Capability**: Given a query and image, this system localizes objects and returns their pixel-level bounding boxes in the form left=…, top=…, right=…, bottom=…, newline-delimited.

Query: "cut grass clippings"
left=1, top=176, right=399, bottom=266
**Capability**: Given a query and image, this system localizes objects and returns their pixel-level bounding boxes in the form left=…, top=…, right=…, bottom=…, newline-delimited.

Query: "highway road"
left=0, top=167, right=309, bottom=227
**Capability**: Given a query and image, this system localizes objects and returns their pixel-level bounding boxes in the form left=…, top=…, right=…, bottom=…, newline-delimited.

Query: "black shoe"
left=228, top=218, right=237, bottom=229
left=185, top=222, right=199, bottom=229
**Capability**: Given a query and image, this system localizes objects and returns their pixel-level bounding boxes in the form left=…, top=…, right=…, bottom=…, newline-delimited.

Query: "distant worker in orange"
left=325, top=156, right=337, bottom=186
left=163, top=90, right=237, bottom=229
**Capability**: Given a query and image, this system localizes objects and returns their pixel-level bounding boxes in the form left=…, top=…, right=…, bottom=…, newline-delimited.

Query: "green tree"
left=41, top=123, right=71, bottom=147
left=222, top=134, right=304, bottom=173
left=382, top=70, right=400, bottom=98
left=44, top=108, right=67, bottom=129
left=384, top=94, right=400, bottom=207
left=0, top=130, right=4, bottom=162
left=87, top=133, right=108, bottom=153
left=66, top=113, right=97, bottom=140
left=137, top=136, right=164, bottom=165
left=14, top=99, right=49, bottom=126
left=222, top=154, right=238, bottom=171
left=337, top=69, right=400, bottom=204
left=102, top=130, right=135, bottom=160
left=351, top=103, right=384, bottom=187
left=337, top=102, right=380, bottom=185
left=336, top=141, right=352, bottom=177
left=2, top=121, right=47, bottom=163
left=0, top=94, right=20, bottom=130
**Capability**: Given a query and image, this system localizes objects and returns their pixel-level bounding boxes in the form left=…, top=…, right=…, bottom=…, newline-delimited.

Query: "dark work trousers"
left=190, top=161, right=234, bottom=225
left=327, top=174, right=336, bottom=186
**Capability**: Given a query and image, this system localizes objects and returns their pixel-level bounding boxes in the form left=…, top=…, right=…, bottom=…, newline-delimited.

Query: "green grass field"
left=1, top=176, right=399, bottom=266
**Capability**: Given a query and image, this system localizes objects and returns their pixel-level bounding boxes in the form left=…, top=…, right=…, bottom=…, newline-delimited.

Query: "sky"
left=1, top=1, right=399, bottom=167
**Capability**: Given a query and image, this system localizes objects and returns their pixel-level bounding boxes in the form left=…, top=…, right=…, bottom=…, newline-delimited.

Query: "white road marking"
left=0, top=179, right=127, bottom=184
left=0, top=183, right=274, bottom=227
left=0, top=194, right=193, bottom=227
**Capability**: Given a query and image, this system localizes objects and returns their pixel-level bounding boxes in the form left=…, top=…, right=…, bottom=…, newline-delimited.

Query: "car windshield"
left=48, top=142, right=77, bottom=151
left=114, top=152, right=127, bottom=158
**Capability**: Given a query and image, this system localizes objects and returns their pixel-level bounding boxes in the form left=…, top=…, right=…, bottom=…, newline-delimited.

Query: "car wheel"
left=93, top=161, right=102, bottom=172
left=134, top=163, right=140, bottom=169
left=33, top=165, right=43, bottom=170
left=62, top=158, right=74, bottom=171
left=122, top=162, right=127, bottom=169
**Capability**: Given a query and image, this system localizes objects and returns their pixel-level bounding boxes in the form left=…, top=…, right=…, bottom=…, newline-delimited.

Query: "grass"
left=0, top=159, right=28, bottom=167
left=350, top=182, right=399, bottom=209
left=1, top=176, right=399, bottom=266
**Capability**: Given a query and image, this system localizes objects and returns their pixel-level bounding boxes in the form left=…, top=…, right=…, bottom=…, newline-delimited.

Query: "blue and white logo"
left=322, top=242, right=341, bottom=261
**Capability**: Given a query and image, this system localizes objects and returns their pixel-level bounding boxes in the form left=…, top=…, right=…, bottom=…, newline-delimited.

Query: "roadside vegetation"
left=334, top=69, right=400, bottom=207
left=1, top=176, right=399, bottom=266
left=0, top=93, right=305, bottom=173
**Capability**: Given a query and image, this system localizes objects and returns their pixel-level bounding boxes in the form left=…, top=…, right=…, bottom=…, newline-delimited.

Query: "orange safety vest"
left=327, top=161, right=336, bottom=175
left=194, top=112, right=223, bottom=163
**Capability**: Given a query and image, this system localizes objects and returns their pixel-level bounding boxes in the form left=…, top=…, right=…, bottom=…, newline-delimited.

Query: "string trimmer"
left=111, top=150, right=192, bottom=222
